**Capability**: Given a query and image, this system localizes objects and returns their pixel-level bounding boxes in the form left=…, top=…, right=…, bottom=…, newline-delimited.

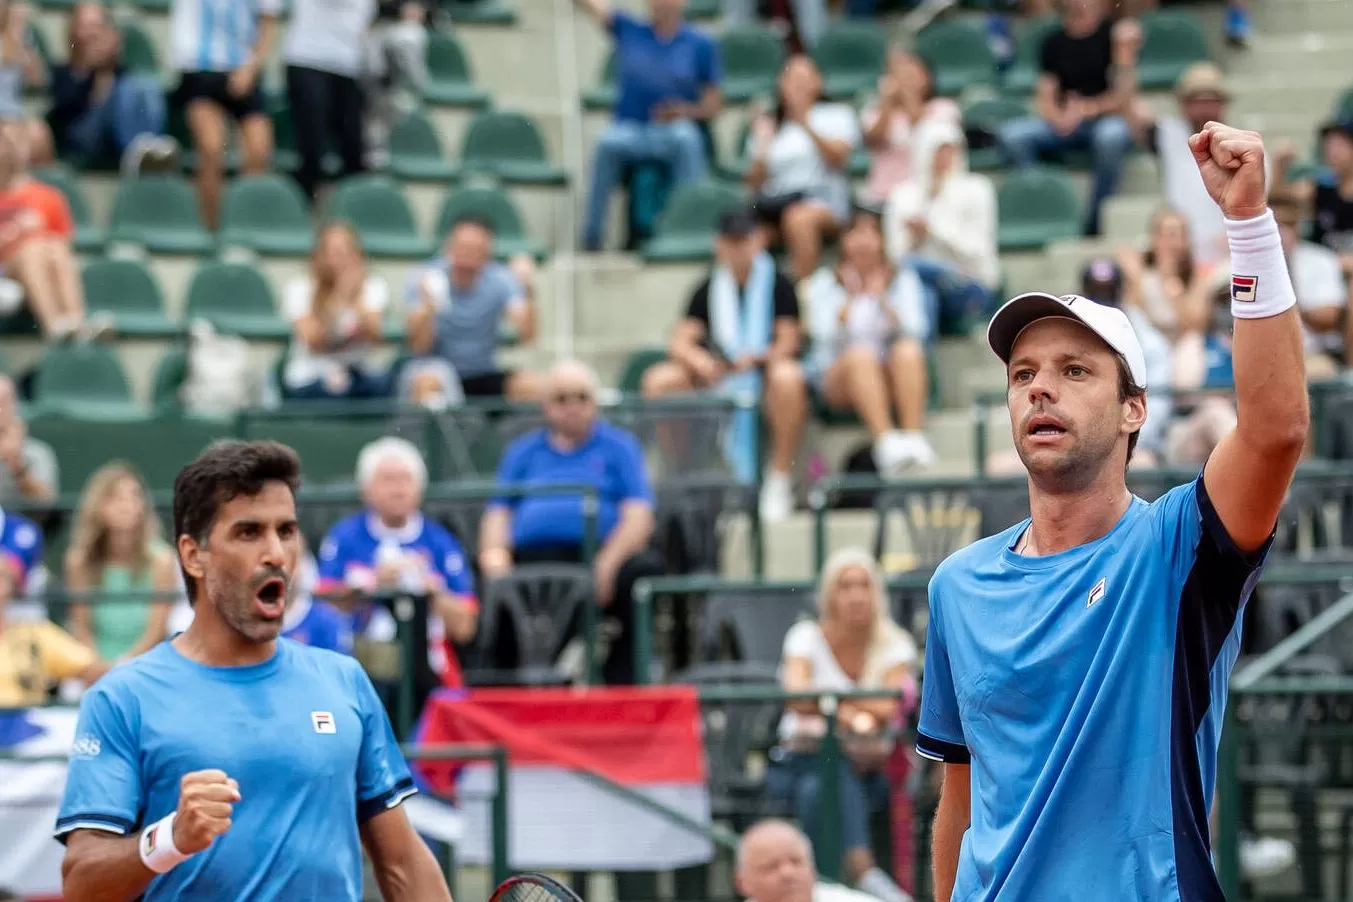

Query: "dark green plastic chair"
left=151, top=346, right=189, bottom=413
left=423, top=32, right=491, bottom=107
left=220, top=174, right=315, bottom=255
left=962, top=97, right=1029, bottom=170
left=389, top=111, right=460, bottom=181
left=1003, top=15, right=1059, bottom=95
left=238, top=415, right=396, bottom=485
left=618, top=348, right=667, bottom=394
left=583, top=51, right=617, bottom=111
left=184, top=262, right=289, bottom=340
left=435, top=183, right=546, bottom=260
left=997, top=167, right=1082, bottom=251
left=29, top=411, right=231, bottom=491
left=325, top=175, right=434, bottom=258
left=81, top=258, right=177, bottom=337
left=1336, top=86, right=1353, bottom=121
left=812, top=22, right=887, bottom=100
left=120, top=23, right=159, bottom=76
left=32, top=343, right=142, bottom=420
left=108, top=175, right=213, bottom=254
left=33, top=166, right=105, bottom=252
left=917, top=19, right=998, bottom=97
left=444, top=0, right=517, bottom=25
left=1138, top=11, right=1209, bottom=91
left=719, top=25, right=785, bottom=103
left=641, top=180, right=747, bottom=262
left=461, top=111, right=567, bottom=185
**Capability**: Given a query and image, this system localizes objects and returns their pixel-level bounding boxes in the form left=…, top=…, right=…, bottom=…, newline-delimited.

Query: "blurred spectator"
left=47, top=3, right=176, bottom=175
left=64, top=462, right=175, bottom=662
left=281, top=221, right=391, bottom=401
left=0, top=375, right=56, bottom=503
left=0, top=506, right=107, bottom=705
left=767, top=548, right=916, bottom=902
left=402, top=217, right=540, bottom=405
left=640, top=209, right=805, bottom=519
left=478, top=360, right=663, bottom=685
left=1311, top=120, right=1353, bottom=271
left=575, top=0, right=721, bottom=251
left=1271, top=192, right=1351, bottom=380
left=0, top=1, right=51, bottom=166
left=861, top=49, right=959, bottom=204
left=735, top=819, right=888, bottom=902
left=884, top=119, right=998, bottom=330
left=282, top=0, right=370, bottom=201
left=1115, top=209, right=1212, bottom=377
left=317, top=437, right=478, bottom=685
left=362, top=0, right=429, bottom=168
left=804, top=207, right=935, bottom=475
left=281, top=547, right=353, bottom=653
left=0, top=125, right=102, bottom=342
left=998, top=0, right=1140, bottom=235
left=168, top=0, right=280, bottom=228
left=747, top=55, right=859, bottom=281
left=1223, top=0, right=1252, bottom=46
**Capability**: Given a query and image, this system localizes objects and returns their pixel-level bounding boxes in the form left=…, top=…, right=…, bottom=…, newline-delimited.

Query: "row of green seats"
left=640, top=164, right=1082, bottom=261
left=584, top=11, right=1209, bottom=109
left=36, top=169, right=545, bottom=259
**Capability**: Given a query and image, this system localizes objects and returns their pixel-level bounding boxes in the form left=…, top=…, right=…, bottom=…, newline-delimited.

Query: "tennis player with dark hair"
left=55, top=440, right=453, bottom=902
left=920, top=123, right=1308, bottom=901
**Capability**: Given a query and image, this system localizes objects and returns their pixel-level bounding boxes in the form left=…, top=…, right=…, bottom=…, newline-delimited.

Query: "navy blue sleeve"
left=55, top=685, right=143, bottom=841
left=1154, top=475, right=1272, bottom=595
left=916, top=576, right=971, bottom=764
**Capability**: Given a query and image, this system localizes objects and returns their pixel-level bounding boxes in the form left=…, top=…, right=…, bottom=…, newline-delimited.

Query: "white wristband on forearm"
left=1226, top=210, right=1298, bottom=319
left=139, top=812, right=191, bottom=874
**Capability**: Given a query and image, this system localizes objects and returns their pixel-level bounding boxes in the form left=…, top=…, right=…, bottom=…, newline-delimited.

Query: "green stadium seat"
left=1137, top=11, right=1209, bottom=91
left=108, top=175, right=214, bottom=254
left=997, top=167, right=1082, bottom=251
left=31, top=343, right=141, bottom=420
left=1003, top=15, right=1058, bottom=95
left=461, top=111, right=567, bottom=186
left=962, top=97, right=1028, bottom=171
left=128, top=0, right=172, bottom=11
left=151, top=346, right=189, bottom=413
left=1337, top=86, right=1353, bottom=121
left=238, top=414, right=396, bottom=485
left=81, top=259, right=177, bottom=337
left=683, top=0, right=719, bottom=18
left=32, top=166, right=105, bottom=252
left=269, top=102, right=302, bottom=173
left=812, top=22, right=887, bottom=100
left=436, top=183, right=546, bottom=260
left=582, top=51, right=616, bottom=112
left=29, top=412, right=231, bottom=491
left=389, top=112, right=460, bottom=181
left=325, top=175, right=434, bottom=258
left=423, top=32, right=491, bottom=107
left=184, top=262, right=289, bottom=340
left=917, top=20, right=997, bottom=97
left=220, top=175, right=315, bottom=255
left=641, top=180, right=746, bottom=262
left=719, top=25, right=785, bottom=103
left=120, top=23, right=159, bottom=76
left=444, top=0, right=517, bottom=25
left=617, top=348, right=667, bottom=394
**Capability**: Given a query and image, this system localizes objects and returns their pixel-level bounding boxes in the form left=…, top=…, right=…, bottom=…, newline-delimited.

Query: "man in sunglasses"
left=478, top=360, right=662, bottom=684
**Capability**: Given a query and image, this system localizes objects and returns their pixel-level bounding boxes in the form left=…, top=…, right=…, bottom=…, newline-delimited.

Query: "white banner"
left=0, top=707, right=78, bottom=897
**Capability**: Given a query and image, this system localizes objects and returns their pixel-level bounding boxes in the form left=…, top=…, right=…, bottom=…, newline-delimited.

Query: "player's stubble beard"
left=1016, top=405, right=1121, bottom=493
left=210, top=565, right=291, bottom=644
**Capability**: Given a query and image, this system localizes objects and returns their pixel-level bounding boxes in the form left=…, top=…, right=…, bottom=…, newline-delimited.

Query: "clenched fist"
left=172, top=770, right=240, bottom=854
left=1188, top=122, right=1268, bottom=221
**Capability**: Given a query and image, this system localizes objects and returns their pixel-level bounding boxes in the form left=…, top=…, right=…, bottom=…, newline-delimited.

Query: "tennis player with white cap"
left=918, top=122, right=1309, bottom=901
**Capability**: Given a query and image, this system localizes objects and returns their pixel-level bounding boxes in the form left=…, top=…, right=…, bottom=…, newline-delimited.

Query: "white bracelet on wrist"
left=139, top=811, right=191, bottom=874
left=1226, top=210, right=1298, bottom=320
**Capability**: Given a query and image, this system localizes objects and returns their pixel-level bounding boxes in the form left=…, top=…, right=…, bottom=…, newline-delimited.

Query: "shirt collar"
left=366, top=512, right=424, bottom=544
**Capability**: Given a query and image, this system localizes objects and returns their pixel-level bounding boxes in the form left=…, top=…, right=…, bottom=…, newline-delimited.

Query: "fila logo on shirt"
left=312, top=711, right=336, bottom=734
left=1231, top=275, right=1259, bottom=304
left=1087, top=577, right=1107, bottom=609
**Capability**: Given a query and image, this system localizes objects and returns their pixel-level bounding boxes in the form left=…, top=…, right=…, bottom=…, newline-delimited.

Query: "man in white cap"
left=918, top=122, right=1308, bottom=901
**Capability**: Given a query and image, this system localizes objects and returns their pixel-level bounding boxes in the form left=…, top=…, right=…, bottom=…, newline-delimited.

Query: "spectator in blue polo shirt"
left=572, top=0, right=722, bottom=251
left=478, top=360, right=663, bottom=684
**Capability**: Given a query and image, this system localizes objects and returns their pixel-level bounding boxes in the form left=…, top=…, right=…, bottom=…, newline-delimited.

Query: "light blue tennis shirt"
left=917, top=475, right=1270, bottom=902
left=55, top=639, right=416, bottom=901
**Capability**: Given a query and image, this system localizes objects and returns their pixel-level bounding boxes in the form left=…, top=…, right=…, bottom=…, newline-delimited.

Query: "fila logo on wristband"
left=1231, top=275, right=1259, bottom=303
left=141, top=824, right=160, bottom=859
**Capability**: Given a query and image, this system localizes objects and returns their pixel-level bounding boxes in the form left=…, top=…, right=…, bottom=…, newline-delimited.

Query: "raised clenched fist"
left=173, top=769, right=240, bottom=854
left=1188, top=122, right=1268, bottom=221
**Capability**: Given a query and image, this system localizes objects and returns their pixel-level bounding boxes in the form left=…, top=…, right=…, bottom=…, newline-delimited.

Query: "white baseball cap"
left=986, top=291, right=1148, bottom=389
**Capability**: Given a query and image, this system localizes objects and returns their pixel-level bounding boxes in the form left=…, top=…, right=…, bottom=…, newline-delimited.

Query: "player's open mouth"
left=254, top=579, right=286, bottom=619
left=1026, top=414, right=1068, bottom=439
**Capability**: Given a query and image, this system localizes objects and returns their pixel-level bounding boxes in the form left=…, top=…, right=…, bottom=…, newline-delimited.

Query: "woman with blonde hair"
left=65, top=462, right=177, bottom=661
left=766, top=546, right=917, bottom=902
left=281, top=221, right=391, bottom=400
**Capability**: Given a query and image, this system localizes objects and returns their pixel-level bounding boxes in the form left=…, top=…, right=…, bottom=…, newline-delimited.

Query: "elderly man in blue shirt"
left=573, top=0, right=722, bottom=251
left=478, top=360, right=663, bottom=684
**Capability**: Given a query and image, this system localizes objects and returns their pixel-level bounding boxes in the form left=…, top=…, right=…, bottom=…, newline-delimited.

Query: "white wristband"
left=139, top=811, right=191, bottom=874
left=1226, top=210, right=1298, bottom=320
